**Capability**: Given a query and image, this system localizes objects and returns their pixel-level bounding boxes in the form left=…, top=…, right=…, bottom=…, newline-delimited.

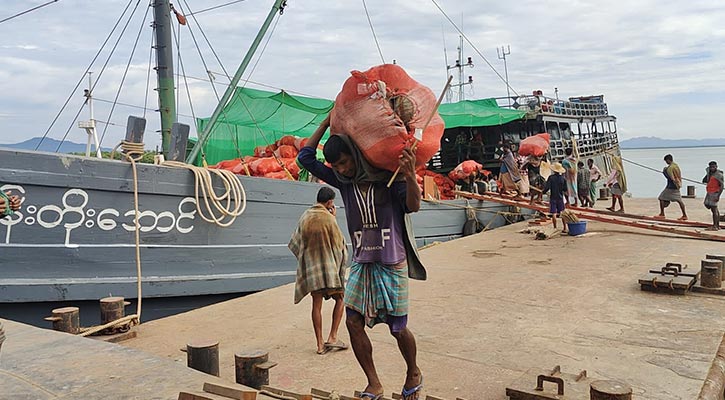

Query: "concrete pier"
left=121, top=198, right=725, bottom=400
left=2, top=197, right=724, bottom=399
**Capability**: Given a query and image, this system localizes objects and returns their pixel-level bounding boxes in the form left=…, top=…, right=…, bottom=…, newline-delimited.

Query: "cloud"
left=1, top=0, right=725, bottom=148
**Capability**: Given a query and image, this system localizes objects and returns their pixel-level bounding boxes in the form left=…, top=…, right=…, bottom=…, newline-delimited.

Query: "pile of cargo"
left=211, top=135, right=308, bottom=180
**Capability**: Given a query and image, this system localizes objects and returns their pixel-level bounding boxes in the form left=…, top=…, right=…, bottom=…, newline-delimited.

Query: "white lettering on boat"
left=0, top=185, right=197, bottom=245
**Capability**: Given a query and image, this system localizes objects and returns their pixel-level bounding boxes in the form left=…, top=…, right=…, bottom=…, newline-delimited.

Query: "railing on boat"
left=497, top=94, right=609, bottom=118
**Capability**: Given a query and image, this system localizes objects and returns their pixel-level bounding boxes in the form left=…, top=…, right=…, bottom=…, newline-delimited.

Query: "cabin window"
left=560, top=122, right=572, bottom=140
left=609, top=120, right=617, bottom=133
left=598, top=122, right=606, bottom=133
left=546, top=121, right=561, bottom=140
left=579, top=122, right=589, bottom=138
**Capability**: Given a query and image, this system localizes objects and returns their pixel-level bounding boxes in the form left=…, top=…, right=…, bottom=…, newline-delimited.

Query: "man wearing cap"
left=703, top=161, right=724, bottom=231
left=543, top=162, right=568, bottom=233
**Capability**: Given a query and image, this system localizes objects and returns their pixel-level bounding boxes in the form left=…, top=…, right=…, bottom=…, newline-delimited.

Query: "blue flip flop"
left=401, top=375, right=423, bottom=400
left=358, top=392, right=383, bottom=400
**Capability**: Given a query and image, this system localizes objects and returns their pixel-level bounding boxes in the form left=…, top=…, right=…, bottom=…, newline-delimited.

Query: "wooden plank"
left=203, top=382, right=257, bottom=400
left=455, top=191, right=725, bottom=242
left=310, top=388, right=356, bottom=400
left=354, top=390, right=394, bottom=400
left=179, top=391, right=236, bottom=400
left=260, top=386, right=311, bottom=400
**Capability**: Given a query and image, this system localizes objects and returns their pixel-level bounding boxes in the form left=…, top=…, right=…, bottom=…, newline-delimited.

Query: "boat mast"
left=153, top=0, right=177, bottom=155
left=186, top=0, right=288, bottom=164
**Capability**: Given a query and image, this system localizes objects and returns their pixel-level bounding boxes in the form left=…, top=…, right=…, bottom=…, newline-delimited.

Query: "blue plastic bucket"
left=567, top=221, right=587, bottom=236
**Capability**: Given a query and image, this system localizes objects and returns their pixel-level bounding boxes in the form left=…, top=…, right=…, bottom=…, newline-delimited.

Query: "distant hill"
left=0, top=137, right=110, bottom=153
left=620, top=136, right=725, bottom=149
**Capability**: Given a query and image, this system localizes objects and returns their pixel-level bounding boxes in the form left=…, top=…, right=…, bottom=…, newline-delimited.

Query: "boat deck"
left=3, top=197, right=725, bottom=399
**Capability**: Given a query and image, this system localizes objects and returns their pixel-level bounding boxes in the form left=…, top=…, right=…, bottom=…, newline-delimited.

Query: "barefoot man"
left=289, top=186, right=348, bottom=355
left=298, top=115, right=425, bottom=400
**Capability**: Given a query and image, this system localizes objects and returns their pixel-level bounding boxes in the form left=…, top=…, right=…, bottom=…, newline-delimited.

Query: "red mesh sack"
left=330, top=64, right=445, bottom=172
left=264, top=171, right=293, bottom=180
left=251, top=158, right=283, bottom=175
left=281, top=158, right=300, bottom=179
left=518, top=133, right=550, bottom=157
left=275, top=145, right=298, bottom=159
left=279, top=135, right=297, bottom=147
left=254, top=146, right=269, bottom=158
left=294, top=137, right=309, bottom=150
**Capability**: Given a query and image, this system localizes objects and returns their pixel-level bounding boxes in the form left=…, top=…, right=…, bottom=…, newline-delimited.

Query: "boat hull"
left=0, top=148, right=510, bottom=303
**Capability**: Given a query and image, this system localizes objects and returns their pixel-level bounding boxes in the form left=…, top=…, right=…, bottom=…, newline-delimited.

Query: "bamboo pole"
left=455, top=191, right=725, bottom=242
left=387, top=75, right=453, bottom=187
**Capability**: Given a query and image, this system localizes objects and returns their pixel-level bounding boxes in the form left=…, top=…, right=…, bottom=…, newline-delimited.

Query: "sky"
left=1, top=0, right=724, bottom=150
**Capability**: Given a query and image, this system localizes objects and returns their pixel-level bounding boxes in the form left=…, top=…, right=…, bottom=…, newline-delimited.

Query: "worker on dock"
left=500, top=143, right=522, bottom=196
left=562, top=148, right=578, bottom=207
left=543, top=163, right=568, bottom=233
left=655, top=154, right=688, bottom=221
left=577, top=161, right=592, bottom=207
left=298, top=115, right=425, bottom=400
left=605, top=155, right=627, bottom=213
left=703, top=161, right=723, bottom=231
left=288, top=186, right=349, bottom=355
left=587, top=158, right=602, bottom=207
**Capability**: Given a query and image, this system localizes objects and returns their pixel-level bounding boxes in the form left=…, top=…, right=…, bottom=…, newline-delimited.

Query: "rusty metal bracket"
left=535, top=375, right=564, bottom=395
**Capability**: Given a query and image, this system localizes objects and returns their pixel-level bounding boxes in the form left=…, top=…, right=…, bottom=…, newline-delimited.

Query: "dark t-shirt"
left=297, top=147, right=408, bottom=265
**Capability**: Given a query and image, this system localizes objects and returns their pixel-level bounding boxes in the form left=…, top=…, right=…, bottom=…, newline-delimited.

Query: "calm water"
left=620, top=146, right=725, bottom=198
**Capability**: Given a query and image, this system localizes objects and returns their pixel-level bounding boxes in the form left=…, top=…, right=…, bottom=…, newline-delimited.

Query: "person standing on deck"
left=298, top=115, right=425, bottom=400
left=500, top=143, right=521, bottom=196
left=288, top=186, right=349, bottom=355
left=587, top=159, right=602, bottom=207
left=577, top=161, right=592, bottom=207
left=606, top=155, right=627, bottom=213
left=655, top=154, right=688, bottom=221
left=561, top=148, right=578, bottom=207
left=702, top=161, right=724, bottom=231
left=0, top=190, right=21, bottom=219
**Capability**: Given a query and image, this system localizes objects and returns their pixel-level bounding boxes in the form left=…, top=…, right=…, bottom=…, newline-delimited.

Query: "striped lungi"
left=345, top=261, right=409, bottom=328
left=658, top=188, right=682, bottom=203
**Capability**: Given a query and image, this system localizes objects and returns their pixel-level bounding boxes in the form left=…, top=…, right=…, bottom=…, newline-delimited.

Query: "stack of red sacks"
left=210, top=134, right=308, bottom=180
left=416, top=169, right=456, bottom=200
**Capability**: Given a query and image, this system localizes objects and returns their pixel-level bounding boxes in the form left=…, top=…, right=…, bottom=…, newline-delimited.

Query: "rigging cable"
left=35, top=0, right=137, bottom=150
left=143, top=19, right=155, bottom=119
left=184, top=0, right=247, bottom=17
left=430, top=0, right=520, bottom=97
left=361, top=0, right=385, bottom=64
left=98, top=1, right=152, bottom=149
left=620, top=156, right=705, bottom=186
left=0, top=0, right=59, bottom=25
left=55, top=0, right=146, bottom=152
left=174, top=0, right=244, bottom=162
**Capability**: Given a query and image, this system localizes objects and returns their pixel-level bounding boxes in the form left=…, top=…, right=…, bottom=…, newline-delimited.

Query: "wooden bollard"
left=599, top=187, right=610, bottom=200
left=701, top=259, right=723, bottom=289
left=685, top=185, right=696, bottom=198
left=706, top=254, right=725, bottom=281
left=186, top=339, right=220, bottom=376
left=235, top=350, right=277, bottom=390
left=100, top=296, right=130, bottom=324
left=590, top=380, right=632, bottom=400
left=44, top=307, right=80, bottom=334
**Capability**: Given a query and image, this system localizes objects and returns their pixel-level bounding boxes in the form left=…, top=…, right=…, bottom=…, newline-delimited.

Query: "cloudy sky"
left=1, top=0, right=724, bottom=149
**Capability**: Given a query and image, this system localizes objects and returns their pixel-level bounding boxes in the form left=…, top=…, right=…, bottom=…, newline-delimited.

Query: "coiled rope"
left=162, top=160, right=247, bottom=227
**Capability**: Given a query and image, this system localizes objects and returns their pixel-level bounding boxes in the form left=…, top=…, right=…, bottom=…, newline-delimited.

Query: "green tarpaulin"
left=196, top=87, right=333, bottom=165
left=196, top=87, right=525, bottom=165
left=437, top=98, right=526, bottom=129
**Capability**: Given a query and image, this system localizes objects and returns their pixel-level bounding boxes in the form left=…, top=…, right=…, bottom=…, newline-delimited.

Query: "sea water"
left=620, top=146, right=725, bottom=198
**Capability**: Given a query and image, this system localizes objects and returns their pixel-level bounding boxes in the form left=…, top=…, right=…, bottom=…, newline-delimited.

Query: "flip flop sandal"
left=324, top=340, right=349, bottom=350
left=316, top=347, right=331, bottom=355
left=358, top=392, right=383, bottom=400
left=401, top=375, right=423, bottom=400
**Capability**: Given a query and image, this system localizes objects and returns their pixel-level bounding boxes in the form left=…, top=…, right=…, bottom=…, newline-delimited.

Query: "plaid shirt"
left=289, top=204, right=348, bottom=304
